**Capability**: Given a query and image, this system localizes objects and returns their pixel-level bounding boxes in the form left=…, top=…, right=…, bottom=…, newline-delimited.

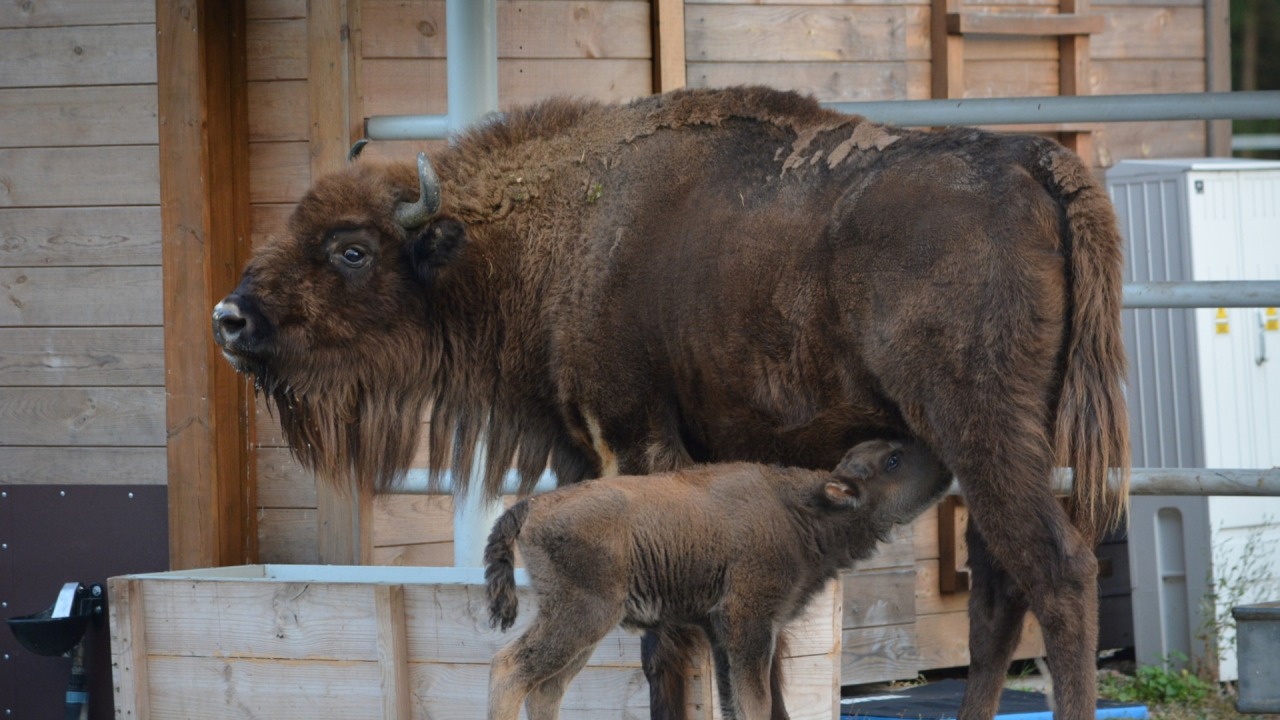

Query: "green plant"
left=1098, top=654, right=1213, bottom=705
left=1197, top=521, right=1280, bottom=675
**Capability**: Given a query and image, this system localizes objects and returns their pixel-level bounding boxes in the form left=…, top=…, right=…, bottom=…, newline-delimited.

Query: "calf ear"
left=824, top=481, right=863, bottom=508
left=407, top=217, right=467, bottom=283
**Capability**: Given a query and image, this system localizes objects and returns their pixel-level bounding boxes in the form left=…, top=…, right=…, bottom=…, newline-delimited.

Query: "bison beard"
left=214, top=86, right=1129, bottom=720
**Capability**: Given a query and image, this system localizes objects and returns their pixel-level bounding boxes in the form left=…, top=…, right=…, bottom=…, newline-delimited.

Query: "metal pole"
left=1123, top=281, right=1280, bottom=308
left=827, top=90, right=1280, bottom=127
left=445, top=0, right=502, bottom=568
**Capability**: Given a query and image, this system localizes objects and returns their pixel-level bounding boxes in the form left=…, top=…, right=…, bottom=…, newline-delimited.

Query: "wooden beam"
left=947, top=12, right=1104, bottom=37
left=651, top=0, right=686, bottom=92
left=931, top=0, right=964, bottom=100
left=1205, top=0, right=1231, bottom=156
left=375, top=584, right=411, bottom=720
left=1058, top=0, right=1095, bottom=163
left=307, top=0, right=372, bottom=565
left=157, top=0, right=256, bottom=570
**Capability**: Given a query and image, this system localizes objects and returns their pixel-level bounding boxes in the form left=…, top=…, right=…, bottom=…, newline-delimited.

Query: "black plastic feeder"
left=7, top=583, right=104, bottom=656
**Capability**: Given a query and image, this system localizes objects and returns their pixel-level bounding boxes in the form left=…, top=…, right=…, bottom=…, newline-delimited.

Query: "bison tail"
left=484, top=500, right=530, bottom=632
left=1040, top=144, right=1131, bottom=544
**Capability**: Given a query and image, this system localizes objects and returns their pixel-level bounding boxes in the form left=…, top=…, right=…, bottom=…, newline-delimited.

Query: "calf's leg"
left=488, top=594, right=619, bottom=720
left=643, top=627, right=701, bottom=720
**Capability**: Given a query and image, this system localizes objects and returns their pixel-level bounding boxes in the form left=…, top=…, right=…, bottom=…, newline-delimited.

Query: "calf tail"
left=484, top=499, right=531, bottom=631
left=1035, top=141, right=1131, bottom=544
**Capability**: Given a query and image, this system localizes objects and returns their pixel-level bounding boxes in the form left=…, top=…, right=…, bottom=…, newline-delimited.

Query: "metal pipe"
left=366, top=113, right=450, bottom=141
left=443, top=0, right=502, bottom=568
left=1123, top=281, right=1280, bottom=308
left=828, top=91, right=1280, bottom=127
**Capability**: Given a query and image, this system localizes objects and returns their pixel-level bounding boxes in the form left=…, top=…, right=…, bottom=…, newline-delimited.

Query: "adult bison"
left=213, top=86, right=1128, bottom=720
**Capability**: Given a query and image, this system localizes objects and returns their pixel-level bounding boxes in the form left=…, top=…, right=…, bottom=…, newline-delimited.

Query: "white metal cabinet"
left=1108, top=158, right=1280, bottom=681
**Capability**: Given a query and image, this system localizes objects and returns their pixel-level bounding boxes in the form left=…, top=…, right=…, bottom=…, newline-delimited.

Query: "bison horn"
left=394, top=152, right=442, bottom=229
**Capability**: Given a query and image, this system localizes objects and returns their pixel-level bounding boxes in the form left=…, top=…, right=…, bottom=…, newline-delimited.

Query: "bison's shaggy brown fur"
left=483, top=440, right=952, bottom=720
left=214, top=86, right=1129, bottom=720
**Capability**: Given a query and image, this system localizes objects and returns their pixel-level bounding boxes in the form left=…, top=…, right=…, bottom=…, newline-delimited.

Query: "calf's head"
left=822, top=439, right=952, bottom=524
left=211, top=155, right=467, bottom=488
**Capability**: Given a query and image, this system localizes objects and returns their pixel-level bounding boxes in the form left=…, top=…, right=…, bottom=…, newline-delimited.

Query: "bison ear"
left=823, top=481, right=863, bottom=508
left=407, top=217, right=467, bottom=283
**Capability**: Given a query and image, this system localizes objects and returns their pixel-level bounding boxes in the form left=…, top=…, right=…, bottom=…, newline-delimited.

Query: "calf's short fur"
left=483, top=439, right=950, bottom=720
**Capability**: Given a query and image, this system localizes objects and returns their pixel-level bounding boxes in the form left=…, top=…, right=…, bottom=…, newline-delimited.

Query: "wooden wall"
left=0, top=1, right=165, bottom=487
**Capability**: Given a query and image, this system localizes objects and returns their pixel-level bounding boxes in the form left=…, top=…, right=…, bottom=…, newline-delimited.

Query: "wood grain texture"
left=0, top=147, right=160, bottom=208
left=841, top=623, right=919, bottom=684
left=257, top=508, right=320, bottom=564
left=0, top=266, right=162, bottom=326
left=0, top=85, right=158, bottom=148
left=0, top=386, right=164, bottom=446
left=0, top=24, right=156, bottom=88
left=0, top=446, right=165, bottom=484
left=247, top=17, right=306, bottom=80
left=686, top=5, right=929, bottom=62
left=248, top=141, right=311, bottom=204
left=0, top=0, right=153, bottom=27
left=0, top=207, right=161, bottom=267
left=0, top=327, right=163, bottom=385
left=247, top=80, right=308, bottom=142
left=688, top=61, right=931, bottom=102
left=106, top=578, right=152, bottom=720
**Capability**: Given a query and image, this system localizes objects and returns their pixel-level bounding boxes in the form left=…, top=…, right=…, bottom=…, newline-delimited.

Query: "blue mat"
left=840, top=679, right=1148, bottom=720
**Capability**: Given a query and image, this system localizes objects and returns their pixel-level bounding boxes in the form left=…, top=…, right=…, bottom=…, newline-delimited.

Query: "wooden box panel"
left=109, top=565, right=840, bottom=720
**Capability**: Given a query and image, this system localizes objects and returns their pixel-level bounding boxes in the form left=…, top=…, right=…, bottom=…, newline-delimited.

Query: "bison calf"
left=483, top=439, right=950, bottom=720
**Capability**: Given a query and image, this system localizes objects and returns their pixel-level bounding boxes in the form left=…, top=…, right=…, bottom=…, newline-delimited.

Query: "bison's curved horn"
left=394, top=152, right=442, bottom=229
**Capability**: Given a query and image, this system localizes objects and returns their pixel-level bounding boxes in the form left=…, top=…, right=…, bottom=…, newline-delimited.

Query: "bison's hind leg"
left=487, top=590, right=622, bottom=720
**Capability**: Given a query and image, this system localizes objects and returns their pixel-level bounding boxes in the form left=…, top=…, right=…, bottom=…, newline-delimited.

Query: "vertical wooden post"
left=308, top=0, right=373, bottom=565
left=1058, top=0, right=1094, bottom=164
left=930, top=0, right=964, bottom=99
left=375, top=585, right=411, bottom=719
left=157, top=0, right=256, bottom=570
left=652, top=0, right=686, bottom=92
left=1205, top=0, right=1232, bottom=156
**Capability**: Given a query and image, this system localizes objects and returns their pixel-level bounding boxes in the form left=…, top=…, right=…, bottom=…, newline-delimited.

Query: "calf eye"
left=884, top=452, right=901, bottom=472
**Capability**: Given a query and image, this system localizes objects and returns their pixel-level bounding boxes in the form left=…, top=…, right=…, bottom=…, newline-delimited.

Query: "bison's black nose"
left=212, top=299, right=251, bottom=348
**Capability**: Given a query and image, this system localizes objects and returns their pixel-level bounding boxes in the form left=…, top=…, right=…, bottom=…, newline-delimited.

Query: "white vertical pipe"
left=448, top=0, right=503, bottom=569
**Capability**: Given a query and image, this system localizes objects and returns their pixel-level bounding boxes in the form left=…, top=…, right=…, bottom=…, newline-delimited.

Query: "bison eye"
left=884, top=452, right=901, bottom=473
left=338, top=246, right=369, bottom=269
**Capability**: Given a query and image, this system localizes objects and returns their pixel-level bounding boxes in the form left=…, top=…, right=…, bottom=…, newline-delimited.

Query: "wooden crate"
left=108, top=565, right=840, bottom=719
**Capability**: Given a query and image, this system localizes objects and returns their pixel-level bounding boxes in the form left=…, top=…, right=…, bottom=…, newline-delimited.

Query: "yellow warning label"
left=1216, top=307, right=1230, bottom=335
left=1267, top=308, right=1279, bottom=332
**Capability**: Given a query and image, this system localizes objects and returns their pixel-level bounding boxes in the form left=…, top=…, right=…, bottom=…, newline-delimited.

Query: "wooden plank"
left=360, top=58, right=652, bottom=117
left=0, top=0, right=153, bottom=27
left=841, top=567, right=916, bottom=629
left=248, top=0, right=306, bottom=20
left=1094, top=120, right=1206, bottom=168
left=0, top=85, right=157, bottom=148
left=0, top=147, right=159, bottom=208
left=0, top=24, right=155, bottom=88
left=1204, top=0, right=1229, bottom=155
left=947, top=11, right=1103, bottom=35
left=937, top=495, right=970, bottom=593
left=915, top=611, right=1045, bottom=669
left=372, top=494, right=457, bottom=547
left=250, top=203, right=294, bottom=250
left=841, top=623, right=919, bottom=685
left=159, top=0, right=256, bottom=570
left=0, top=266, right=161, bottom=326
left=688, top=61, right=932, bottom=102
left=0, top=327, right=163, bottom=386
left=0, top=207, right=161, bottom=267
left=963, top=58, right=1059, bottom=97
left=375, top=585, right=411, bottom=720
left=247, top=18, right=306, bottom=81
left=961, top=35, right=1057, bottom=62
left=1091, top=6, right=1204, bottom=60
left=686, top=5, right=929, bottom=62
left=257, top=446, right=317, bottom=508
left=0, top=446, right=165, bottom=485
left=107, top=578, right=152, bottom=720
left=853, top=520, right=917, bottom=570
left=247, top=80, right=308, bottom=142
left=0, top=386, right=165, bottom=446
left=257, top=508, right=320, bottom=564
left=932, top=0, right=965, bottom=99
left=914, top=558, right=971, bottom=616
left=249, top=141, right=311, bottom=204
left=372, top=542, right=456, bottom=568
left=360, top=0, right=651, bottom=60
left=652, top=0, right=686, bottom=91
left=1092, top=58, right=1204, bottom=94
